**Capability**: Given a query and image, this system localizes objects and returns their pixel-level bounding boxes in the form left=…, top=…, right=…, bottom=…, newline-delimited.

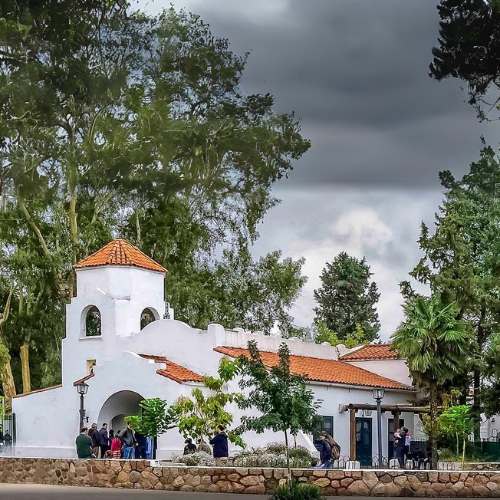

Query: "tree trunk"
left=429, top=384, right=438, bottom=469
left=472, top=305, right=487, bottom=441
left=456, top=433, right=459, bottom=458
left=1, top=359, right=16, bottom=413
left=461, top=437, right=466, bottom=470
left=20, top=343, right=31, bottom=393
left=284, top=429, right=291, bottom=483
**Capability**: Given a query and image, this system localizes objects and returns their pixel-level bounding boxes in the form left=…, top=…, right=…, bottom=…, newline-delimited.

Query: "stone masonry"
left=0, top=458, right=499, bottom=496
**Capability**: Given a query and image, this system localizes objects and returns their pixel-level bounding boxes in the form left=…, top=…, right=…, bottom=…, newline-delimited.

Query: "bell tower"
left=62, top=239, right=167, bottom=386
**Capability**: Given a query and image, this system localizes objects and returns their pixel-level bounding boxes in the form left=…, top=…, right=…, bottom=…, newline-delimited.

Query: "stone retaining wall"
left=0, top=458, right=499, bottom=496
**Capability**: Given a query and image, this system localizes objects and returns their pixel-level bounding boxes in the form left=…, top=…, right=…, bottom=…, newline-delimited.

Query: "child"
left=110, top=430, right=123, bottom=459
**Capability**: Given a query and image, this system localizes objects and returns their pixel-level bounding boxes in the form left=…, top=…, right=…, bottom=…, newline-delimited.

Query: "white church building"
left=13, top=239, right=425, bottom=463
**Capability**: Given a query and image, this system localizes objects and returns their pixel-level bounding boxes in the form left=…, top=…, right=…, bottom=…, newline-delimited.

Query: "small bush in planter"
left=271, top=481, right=324, bottom=500
left=172, top=451, right=215, bottom=466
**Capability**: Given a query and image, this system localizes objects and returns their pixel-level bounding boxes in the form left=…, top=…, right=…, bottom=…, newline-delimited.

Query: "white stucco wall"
left=12, top=262, right=417, bottom=461
left=344, top=359, right=412, bottom=386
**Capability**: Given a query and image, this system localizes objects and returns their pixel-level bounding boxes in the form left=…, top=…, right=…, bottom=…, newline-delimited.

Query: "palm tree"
left=392, top=295, right=471, bottom=469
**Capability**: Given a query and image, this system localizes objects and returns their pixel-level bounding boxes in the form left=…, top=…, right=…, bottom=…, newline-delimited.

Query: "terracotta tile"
left=339, top=344, right=399, bottom=361
left=75, top=239, right=166, bottom=273
left=139, top=354, right=203, bottom=384
left=214, top=347, right=411, bottom=391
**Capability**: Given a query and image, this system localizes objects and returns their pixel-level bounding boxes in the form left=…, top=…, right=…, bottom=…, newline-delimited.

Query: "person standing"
left=394, top=427, right=406, bottom=468
left=314, top=432, right=332, bottom=469
left=403, top=426, right=411, bottom=460
left=98, top=423, right=109, bottom=459
left=209, top=426, right=229, bottom=464
left=88, top=423, right=100, bottom=458
left=183, top=438, right=197, bottom=455
left=121, top=424, right=136, bottom=459
left=110, top=431, right=123, bottom=459
left=76, top=427, right=93, bottom=459
left=135, top=429, right=148, bottom=459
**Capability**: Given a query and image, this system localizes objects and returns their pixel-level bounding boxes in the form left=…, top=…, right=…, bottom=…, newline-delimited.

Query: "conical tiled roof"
left=75, top=239, right=166, bottom=273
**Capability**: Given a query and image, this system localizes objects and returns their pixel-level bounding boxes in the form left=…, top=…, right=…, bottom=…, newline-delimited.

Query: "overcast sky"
left=141, top=0, right=499, bottom=339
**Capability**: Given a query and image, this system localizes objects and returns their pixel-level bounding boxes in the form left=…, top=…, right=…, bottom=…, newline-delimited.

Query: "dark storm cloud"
left=159, top=0, right=499, bottom=187
left=143, top=0, right=498, bottom=335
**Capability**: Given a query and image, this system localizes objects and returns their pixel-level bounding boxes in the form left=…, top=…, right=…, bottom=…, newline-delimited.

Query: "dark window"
left=85, top=306, right=101, bottom=337
left=314, top=415, right=334, bottom=438
left=140, top=308, right=156, bottom=330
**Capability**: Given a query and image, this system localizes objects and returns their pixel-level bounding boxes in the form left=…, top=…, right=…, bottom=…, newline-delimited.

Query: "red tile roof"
left=214, top=346, right=411, bottom=391
left=339, top=344, right=400, bottom=361
left=75, top=239, right=166, bottom=273
left=139, top=354, right=203, bottom=384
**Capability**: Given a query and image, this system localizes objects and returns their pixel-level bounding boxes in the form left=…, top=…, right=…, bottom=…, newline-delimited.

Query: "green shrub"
left=172, top=451, right=215, bottom=466
left=271, top=481, right=324, bottom=499
left=266, top=442, right=287, bottom=454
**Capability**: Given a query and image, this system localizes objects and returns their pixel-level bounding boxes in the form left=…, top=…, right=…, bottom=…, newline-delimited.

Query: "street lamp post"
left=372, top=388, right=385, bottom=467
left=75, top=382, right=89, bottom=430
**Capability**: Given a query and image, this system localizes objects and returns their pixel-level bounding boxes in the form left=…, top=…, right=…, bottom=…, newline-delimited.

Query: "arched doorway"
left=97, top=390, right=144, bottom=434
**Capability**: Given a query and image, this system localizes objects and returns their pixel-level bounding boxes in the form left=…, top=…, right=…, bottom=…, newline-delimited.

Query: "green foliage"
left=236, top=341, right=319, bottom=476
left=173, top=359, right=244, bottom=448
left=0, top=2, right=309, bottom=390
left=313, top=252, right=380, bottom=342
left=313, top=321, right=366, bottom=348
left=392, top=294, right=472, bottom=468
left=232, top=443, right=315, bottom=468
left=0, top=341, right=10, bottom=373
left=403, top=147, right=500, bottom=430
left=438, top=405, right=473, bottom=462
left=430, top=0, right=500, bottom=120
left=271, top=481, right=324, bottom=500
left=125, top=398, right=178, bottom=438
left=392, top=297, right=471, bottom=389
left=482, top=333, right=500, bottom=417
left=172, top=451, right=215, bottom=466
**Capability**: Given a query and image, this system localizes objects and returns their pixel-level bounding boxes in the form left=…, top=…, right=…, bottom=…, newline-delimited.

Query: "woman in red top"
left=110, top=431, right=122, bottom=459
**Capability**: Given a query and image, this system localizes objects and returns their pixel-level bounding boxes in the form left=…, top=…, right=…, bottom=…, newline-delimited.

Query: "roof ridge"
left=75, top=239, right=166, bottom=273
left=214, top=346, right=412, bottom=391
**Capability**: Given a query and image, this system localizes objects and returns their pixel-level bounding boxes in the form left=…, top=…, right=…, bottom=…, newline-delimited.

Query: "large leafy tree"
left=430, top=0, right=500, bottom=120
left=392, top=295, right=472, bottom=469
left=236, top=341, right=319, bottom=479
left=403, top=147, right=500, bottom=436
left=313, top=252, right=380, bottom=342
left=0, top=3, right=309, bottom=395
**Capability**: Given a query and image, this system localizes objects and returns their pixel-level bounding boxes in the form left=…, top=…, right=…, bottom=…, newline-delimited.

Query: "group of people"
left=76, top=423, right=153, bottom=459
left=183, top=426, right=229, bottom=463
left=393, top=426, right=411, bottom=467
left=314, top=431, right=341, bottom=469
left=76, top=424, right=230, bottom=461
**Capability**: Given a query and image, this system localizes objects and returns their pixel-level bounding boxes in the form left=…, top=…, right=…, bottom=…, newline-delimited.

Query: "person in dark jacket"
left=209, top=426, right=229, bottom=462
left=88, top=423, right=100, bottom=458
left=394, top=428, right=406, bottom=468
left=98, top=423, right=109, bottom=459
left=121, top=424, right=136, bottom=459
left=135, top=430, right=148, bottom=459
left=76, top=427, right=94, bottom=459
left=314, top=432, right=332, bottom=468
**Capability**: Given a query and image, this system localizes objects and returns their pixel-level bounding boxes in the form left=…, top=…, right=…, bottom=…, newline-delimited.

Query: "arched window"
left=140, top=308, right=157, bottom=330
left=85, top=306, right=101, bottom=337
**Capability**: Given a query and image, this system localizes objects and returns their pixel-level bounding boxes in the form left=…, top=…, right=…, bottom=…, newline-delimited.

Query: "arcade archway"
left=97, top=390, right=144, bottom=434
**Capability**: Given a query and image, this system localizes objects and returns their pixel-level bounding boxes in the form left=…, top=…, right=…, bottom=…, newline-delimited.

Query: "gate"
left=0, top=414, right=16, bottom=455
